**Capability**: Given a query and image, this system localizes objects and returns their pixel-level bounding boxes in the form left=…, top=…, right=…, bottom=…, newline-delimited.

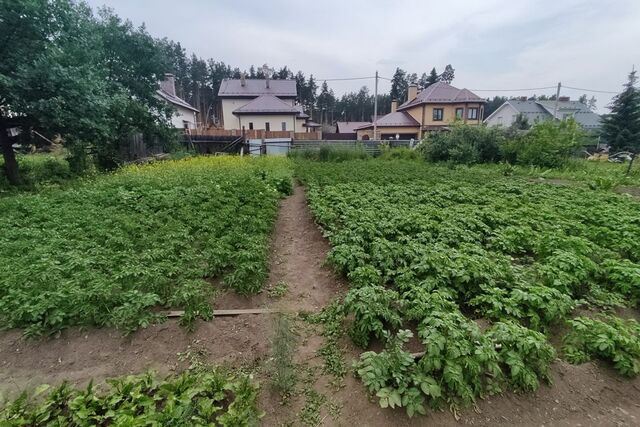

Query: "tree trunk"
left=0, top=125, right=19, bottom=185
left=626, top=152, right=636, bottom=176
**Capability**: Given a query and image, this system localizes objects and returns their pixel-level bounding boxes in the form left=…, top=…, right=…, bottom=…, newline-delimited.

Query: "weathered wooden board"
left=166, top=308, right=282, bottom=318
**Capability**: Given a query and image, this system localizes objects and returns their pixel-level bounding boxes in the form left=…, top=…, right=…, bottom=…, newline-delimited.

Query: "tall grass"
left=289, top=145, right=369, bottom=162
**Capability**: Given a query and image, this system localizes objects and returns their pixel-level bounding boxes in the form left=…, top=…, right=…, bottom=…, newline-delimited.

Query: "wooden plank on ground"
left=166, top=308, right=282, bottom=318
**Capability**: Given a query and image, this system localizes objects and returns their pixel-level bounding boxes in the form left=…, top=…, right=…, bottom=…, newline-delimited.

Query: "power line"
left=562, top=85, right=618, bottom=94
left=318, top=76, right=375, bottom=82
left=469, top=86, right=557, bottom=92
left=315, top=74, right=620, bottom=96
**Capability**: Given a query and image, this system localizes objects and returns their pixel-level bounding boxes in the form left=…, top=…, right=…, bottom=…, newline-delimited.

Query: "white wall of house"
left=221, top=97, right=297, bottom=130
left=237, top=114, right=298, bottom=132
left=171, top=105, right=197, bottom=129
left=484, top=103, right=549, bottom=127
left=484, top=103, right=518, bottom=127
left=221, top=99, right=250, bottom=130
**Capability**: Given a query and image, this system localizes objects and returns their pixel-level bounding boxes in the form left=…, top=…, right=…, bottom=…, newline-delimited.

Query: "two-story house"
left=355, top=82, right=485, bottom=140
left=217, top=75, right=311, bottom=132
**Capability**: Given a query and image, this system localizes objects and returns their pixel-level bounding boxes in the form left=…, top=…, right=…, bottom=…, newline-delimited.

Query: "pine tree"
left=601, top=69, right=640, bottom=173
left=440, top=64, right=455, bottom=84
left=425, top=68, right=439, bottom=87
left=390, top=68, right=408, bottom=102
left=587, top=96, right=597, bottom=111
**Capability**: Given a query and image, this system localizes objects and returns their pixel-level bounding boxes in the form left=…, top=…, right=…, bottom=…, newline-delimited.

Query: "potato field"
left=0, top=157, right=293, bottom=336
left=1, top=155, right=640, bottom=424
left=297, top=159, right=640, bottom=417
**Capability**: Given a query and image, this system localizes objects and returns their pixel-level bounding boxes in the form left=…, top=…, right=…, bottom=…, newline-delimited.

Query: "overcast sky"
left=84, top=0, right=640, bottom=112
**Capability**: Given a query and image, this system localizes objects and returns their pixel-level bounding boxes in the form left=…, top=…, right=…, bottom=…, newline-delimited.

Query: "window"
left=281, top=122, right=287, bottom=131
left=248, top=122, right=254, bottom=130
left=265, top=122, right=270, bottom=131
left=455, top=108, right=464, bottom=119
left=468, top=108, right=478, bottom=120
left=432, top=108, right=444, bottom=121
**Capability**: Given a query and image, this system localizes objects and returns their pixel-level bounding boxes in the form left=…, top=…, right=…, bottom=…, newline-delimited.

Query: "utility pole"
left=553, top=82, right=561, bottom=119
left=373, top=70, right=378, bottom=140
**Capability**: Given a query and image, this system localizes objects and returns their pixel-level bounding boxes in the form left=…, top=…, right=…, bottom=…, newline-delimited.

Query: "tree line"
left=1, top=0, right=638, bottom=185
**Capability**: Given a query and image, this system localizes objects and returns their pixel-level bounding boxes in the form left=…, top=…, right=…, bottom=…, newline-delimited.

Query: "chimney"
left=559, top=96, right=570, bottom=102
left=161, top=73, right=176, bottom=96
left=241, top=72, right=246, bottom=87
left=391, top=99, right=398, bottom=113
left=407, top=84, right=418, bottom=101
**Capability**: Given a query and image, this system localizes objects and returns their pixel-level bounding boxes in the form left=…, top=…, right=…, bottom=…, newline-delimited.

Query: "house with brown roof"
left=218, top=75, right=311, bottom=132
left=355, top=82, right=485, bottom=140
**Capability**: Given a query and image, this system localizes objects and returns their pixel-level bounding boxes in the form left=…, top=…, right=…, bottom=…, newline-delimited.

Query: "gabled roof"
left=508, top=100, right=549, bottom=115
left=483, top=99, right=601, bottom=129
left=156, top=90, right=199, bottom=112
left=336, top=121, right=371, bottom=133
left=536, top=100, right=591, bottom=117
left=398, top=82, right=485, bottom=110
left=218, top=78, right=297, bottom=98
left=233, top=95, right=299, bottom=115
left=355, top=111, right=420, bottom=130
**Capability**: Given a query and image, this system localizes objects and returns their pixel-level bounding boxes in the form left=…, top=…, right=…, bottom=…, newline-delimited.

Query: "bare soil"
left=1, top=184, right=640, bottom=426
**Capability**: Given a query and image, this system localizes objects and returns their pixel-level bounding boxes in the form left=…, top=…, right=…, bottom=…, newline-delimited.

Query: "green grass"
left=0, top=153, right=77, bottom=193
left=0, top=156, right=293, bottom=335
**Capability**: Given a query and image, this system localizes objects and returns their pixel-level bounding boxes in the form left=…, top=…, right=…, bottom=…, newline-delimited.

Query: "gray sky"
left=85, top=0, right=640, bottom=112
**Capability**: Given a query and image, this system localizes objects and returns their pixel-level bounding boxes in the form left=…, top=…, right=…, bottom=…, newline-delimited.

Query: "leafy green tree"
left=0, top=0, right=109, bottom=183
left=390, top=68, right=408, bottom=102
left=440, top=64, right=455, bottom=84
left=601, top=69, right=640, bottom=172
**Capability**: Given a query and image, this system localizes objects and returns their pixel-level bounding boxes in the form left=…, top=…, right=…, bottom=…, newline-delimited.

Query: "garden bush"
left=501, top=119, right=583, bottom=168
left=418, top=123, right=506, bottom=164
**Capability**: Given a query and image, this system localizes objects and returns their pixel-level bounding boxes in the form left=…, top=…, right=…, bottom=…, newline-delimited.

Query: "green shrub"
left=379, top=146, right=420, bottom=161
left=501, top=119, right=583, bottom=168
left=418, top=123, right=506, bottom=164
left=563, top=315, right=640, bottom=377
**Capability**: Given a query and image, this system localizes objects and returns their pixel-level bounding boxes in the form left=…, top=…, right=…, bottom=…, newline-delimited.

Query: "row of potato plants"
left=0, top=369, right=260, bottom=426
left=297, top=159, right=640, bottom=417
left=0, top=156, right=293, bottom=335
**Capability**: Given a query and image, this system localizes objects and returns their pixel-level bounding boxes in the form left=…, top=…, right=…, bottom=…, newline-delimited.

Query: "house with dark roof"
left=217, top=75, right=311, bottom=132
left=355, top=82, right=485, bottom=140
left=156, top=74, right=199, bottom=130
left=484, top=97, right=601, bottom=130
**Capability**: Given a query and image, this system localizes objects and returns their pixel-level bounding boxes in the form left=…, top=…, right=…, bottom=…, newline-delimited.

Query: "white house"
left=484, top=97, right=601, bottom=131
left=217, top=75, right=312, bottom=132
left=156, top=74, right=199, bottom=130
